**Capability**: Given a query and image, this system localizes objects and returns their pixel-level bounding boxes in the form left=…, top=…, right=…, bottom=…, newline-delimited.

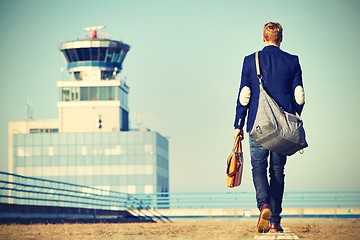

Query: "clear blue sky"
left=0, top=0, right=359, bottom=192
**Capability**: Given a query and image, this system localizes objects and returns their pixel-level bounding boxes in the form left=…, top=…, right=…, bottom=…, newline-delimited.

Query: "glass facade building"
left=12, top=131, right=168, bottom=194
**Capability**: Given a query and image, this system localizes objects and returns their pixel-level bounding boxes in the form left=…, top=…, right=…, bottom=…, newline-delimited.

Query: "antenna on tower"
left=137, top=112, right=143, bottom=130
left=131, top=112, right=143, bottom=130
left=84, top=26, right=106, bottom=38
left=26, top=97, right=33, bottom=120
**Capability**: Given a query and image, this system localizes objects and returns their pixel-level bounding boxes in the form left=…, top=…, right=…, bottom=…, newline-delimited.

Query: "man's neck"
left=264, top=41, right=280, bottom=48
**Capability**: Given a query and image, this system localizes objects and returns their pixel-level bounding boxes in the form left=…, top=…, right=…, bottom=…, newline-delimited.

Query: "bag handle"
left=227, top=163, right=241, bottom=177
left=226, top=136, right=243, bottom=177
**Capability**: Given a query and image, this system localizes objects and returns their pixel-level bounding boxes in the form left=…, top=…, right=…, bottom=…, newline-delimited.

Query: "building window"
left=104, top=145, right=122, bottom=155
left=127, top=185, right=136, bottom=194
left=113, top=50, right=120, bottom=62
left=90, top=87, right=98, bottom=100
left=81, top=146, right=87, bottom=156
left=30, top=128, right=59, bottom=134
left=80, top=87, right=89, bottom=100
left=76, top=48, right=84, bottom=61
left=81, top=48, right=91, bottom=61
left=62, top=87, right=70, bottom=101
left=48, top=147, right=54, bottom=156
left=91, top=48, right=99, bottom=61
left=65, top=49, right=79, bottom=62
left=105, top=49, right=113, bottom=62
left=61, top=87, right=79, bottom=101
left=144, top=144, right=153, bottom=154
left=72, top=87, right=79, bottom=100
left=109, top=87, right=116, bottom=100
left=99, top=87, right=107, bottom=100
left=144, top=185, right=154, bottom=194
left=99, top=47, right=107, bottom=61
left=17, top=147, right=31, bottom=157
left=74, top=72, right=82, bottom=80
left=101, top=71, right=113, bottom=80
left=78, top=87, right=117, bottom=101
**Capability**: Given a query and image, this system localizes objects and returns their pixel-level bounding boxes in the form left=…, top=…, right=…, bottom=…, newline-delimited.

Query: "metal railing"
left=0, top=171, right=134, bottom=211
left=131, top=191, right=360, bottom=209
left=1, top=171, right=359, bottom=212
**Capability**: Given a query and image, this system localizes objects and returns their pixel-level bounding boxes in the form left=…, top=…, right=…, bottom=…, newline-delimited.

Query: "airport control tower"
left=58, top=26, right=130, bottom=132
left=8, top=27, right=169, bottom=195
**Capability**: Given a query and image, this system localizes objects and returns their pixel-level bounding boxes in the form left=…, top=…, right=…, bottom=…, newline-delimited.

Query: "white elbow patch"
left=294, top=86, right=305, bottom=105
left=239, top=86, right=251, bottom=106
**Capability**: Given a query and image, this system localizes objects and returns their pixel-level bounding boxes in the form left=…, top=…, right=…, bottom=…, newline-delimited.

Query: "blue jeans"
left=249, top=136, right=287, bottom=224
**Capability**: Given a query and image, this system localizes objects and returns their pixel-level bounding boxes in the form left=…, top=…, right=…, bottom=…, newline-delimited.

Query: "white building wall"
left=8, top=120, right=59, bottom=174
left=58, top=103, right=120, bottom=133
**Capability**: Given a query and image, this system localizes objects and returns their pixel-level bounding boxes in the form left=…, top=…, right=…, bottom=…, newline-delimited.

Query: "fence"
left=1, top=171, right=360, bottom=212
left=0, top=171, right=137, bottom=211
left=131, top=191, right=360, bottom=209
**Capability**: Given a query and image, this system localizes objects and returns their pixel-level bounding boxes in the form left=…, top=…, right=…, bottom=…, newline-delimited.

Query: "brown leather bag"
left=226, top=135, right=244, bottom=188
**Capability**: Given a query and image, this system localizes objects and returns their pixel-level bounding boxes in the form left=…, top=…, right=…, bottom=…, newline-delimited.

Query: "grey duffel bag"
left=250, top=52, right=308, bottom=156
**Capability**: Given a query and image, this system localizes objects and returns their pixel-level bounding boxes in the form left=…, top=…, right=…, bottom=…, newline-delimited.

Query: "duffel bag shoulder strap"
left=255, top=51, right=262, bottom=84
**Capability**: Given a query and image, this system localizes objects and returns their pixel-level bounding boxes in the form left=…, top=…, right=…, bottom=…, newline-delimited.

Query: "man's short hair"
left=263, top=22, right=283, bottom=44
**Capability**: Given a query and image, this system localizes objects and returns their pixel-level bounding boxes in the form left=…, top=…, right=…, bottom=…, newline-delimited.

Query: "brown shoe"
left=257, top=205, right=272, bottom=233
left=270, top=223, right=284, bottom=233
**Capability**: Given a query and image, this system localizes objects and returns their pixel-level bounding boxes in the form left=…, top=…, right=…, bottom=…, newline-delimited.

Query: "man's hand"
left=233, top=128, right=244, bottom=140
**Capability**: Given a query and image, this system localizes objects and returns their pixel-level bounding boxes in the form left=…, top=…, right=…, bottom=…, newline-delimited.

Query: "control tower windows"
left=72, top=88, right=79, bottom=100
left=66, top=48, right=92, bottom=61
left=60, top=87, right=79, bottom=101
left=118, top=50, right=126, bottom=63
left=99, top=48, right=106, bottom=61
left=99, top=87, right=107, bottom=100
left=113, top=51, right=120, bottom=62
left=106, top=51, right=113, bottom=62
left=62, top=47, right=127, bottom=63
left=105, top=48, right=120, bottom=62
left=90, top=87, right=98, bottom=100
left=73, top=70, right=118, bottom=80
left=81, top=48, right=91, bottom=61
left=64, top=49, right=79, bottom=62
left=74, top=72, right=82, bottom=80
left=76, top=49, right=84, bottom=61
left=62, top=51, right=70, bottom=63
left=108, top=87, right=116, bottom=100
left=99, top=86, right=116, bottom=100
left=70, top=87, right=118, bottom=101
left=101, top=71, right=114, bottom=80
left=91, top=48, right=99, bottom=61
left=80, top=87, right=89, bottom=101
left=62, top=88, right=71, bottom=101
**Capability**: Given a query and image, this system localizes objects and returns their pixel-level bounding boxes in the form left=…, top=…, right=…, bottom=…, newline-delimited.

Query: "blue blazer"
left=234, top=45, right=304, bottom=132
